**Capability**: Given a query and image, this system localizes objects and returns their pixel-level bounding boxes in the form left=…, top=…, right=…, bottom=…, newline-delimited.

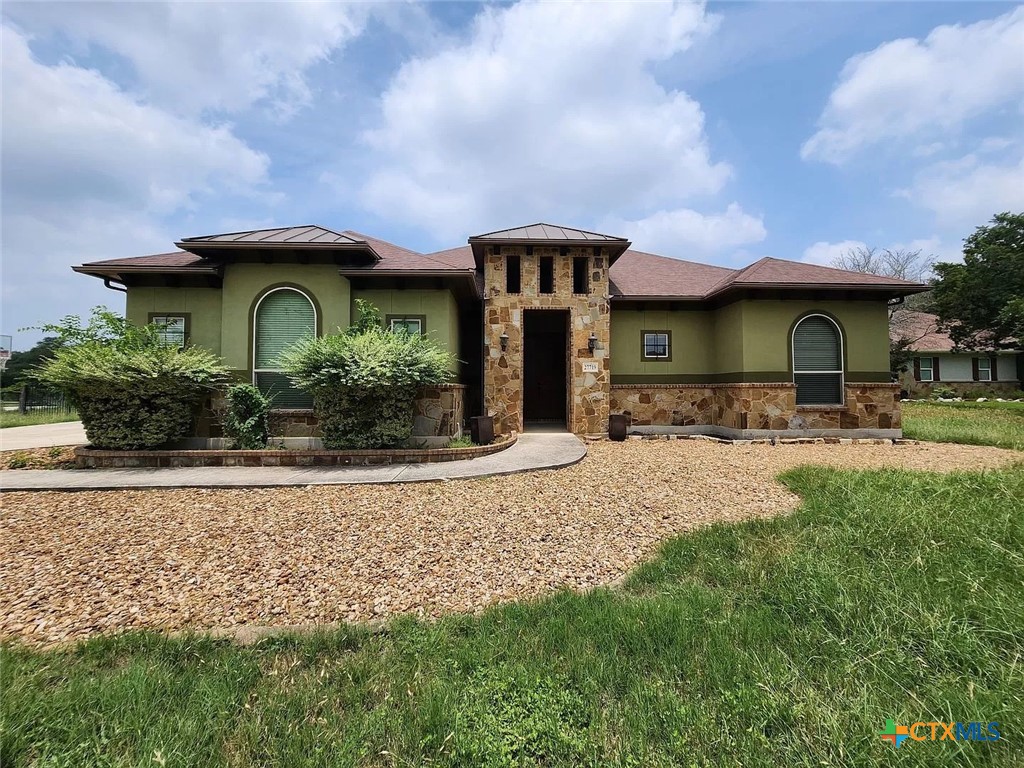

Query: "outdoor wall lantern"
left=499, top=332, right=509, bottom=352
left=588, top=332, right=598, bottom=352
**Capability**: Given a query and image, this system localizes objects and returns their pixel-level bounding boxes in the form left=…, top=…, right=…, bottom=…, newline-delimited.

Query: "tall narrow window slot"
left=539, top=256, right=554, bottom=294
left=572, top=256, right=589, bottom=294
left=506, top=255, right=521, bottom=294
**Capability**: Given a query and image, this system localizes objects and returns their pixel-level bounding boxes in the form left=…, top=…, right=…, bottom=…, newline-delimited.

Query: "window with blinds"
left=792, top=315, right=843, bottom=406
left=253, top=288, right=315, bottom=408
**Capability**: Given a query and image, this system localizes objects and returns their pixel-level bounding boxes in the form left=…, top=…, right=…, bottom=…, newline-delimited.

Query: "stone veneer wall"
left=257, top=384, right=466, bottom=439
left=610, top=382, right=901, bottom=435
left=483, top=245, right=611, bottom=435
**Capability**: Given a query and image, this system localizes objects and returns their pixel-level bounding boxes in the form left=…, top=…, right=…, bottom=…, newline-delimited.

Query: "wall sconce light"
left=588, top=332, right=597, bottom=352
left=499, top=332, right=509, bottom=352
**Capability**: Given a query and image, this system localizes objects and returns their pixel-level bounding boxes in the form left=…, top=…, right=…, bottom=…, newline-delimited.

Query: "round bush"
left=281, top=301, right=454, bottom=449
left=32, top=309, right=226, bottom=450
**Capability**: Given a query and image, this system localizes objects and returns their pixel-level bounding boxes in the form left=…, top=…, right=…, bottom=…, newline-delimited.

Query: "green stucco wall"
left=352, top=288, right=461, bottom=372
left=220, top=264, right=351, bottom=371
left=610, top=298, right=891, bottom=383
left=738, top=300, right=890, bottom=379
left=713, top=301, right=744, bottom=375
left=609, top=308, right=714, bottom=377
left=126, top=286, right=223, bottom=355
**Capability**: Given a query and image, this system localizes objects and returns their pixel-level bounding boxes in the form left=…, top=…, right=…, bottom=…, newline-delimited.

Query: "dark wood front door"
left=523, top=310, right=568, bottom=426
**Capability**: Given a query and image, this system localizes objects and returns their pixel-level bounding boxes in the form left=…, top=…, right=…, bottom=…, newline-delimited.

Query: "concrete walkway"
left=0, top=432, right=587, bottom=491
left=0, top=420, right=87, bottom=451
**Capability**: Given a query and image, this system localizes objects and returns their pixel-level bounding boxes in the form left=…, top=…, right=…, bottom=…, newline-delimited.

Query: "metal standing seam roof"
left=178, top=225, right=368, bottom=247
left=469, top=223, right=629, bottom=242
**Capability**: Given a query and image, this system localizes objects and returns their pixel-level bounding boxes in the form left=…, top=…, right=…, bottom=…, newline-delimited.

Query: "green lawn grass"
left=0, top=409, right=78, bottom=428
left=3, top=464, right=1023, bottom=766
left=903, top=400, right=1024, bottom=451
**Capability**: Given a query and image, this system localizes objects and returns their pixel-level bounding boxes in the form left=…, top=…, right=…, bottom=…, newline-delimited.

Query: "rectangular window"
left=506, top=255, right=521, bottom=294
left=642, top=331, right=671, bottom=361
left=539, top=256, right=554, bottom=294
left=977, top=357, right=992, bottom=381
left=572, top=256, right=589, bottom=294
left=387, top=315, right=425, bottom=335
left=149, top=314, right=187, bottom=348
left=918, top=357, right=934, bottom=382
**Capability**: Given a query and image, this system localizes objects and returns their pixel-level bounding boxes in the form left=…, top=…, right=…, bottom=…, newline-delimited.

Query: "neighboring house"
left=893, top=311, right=1023, bottom=398
left=74, top=223, right=926, bottom=439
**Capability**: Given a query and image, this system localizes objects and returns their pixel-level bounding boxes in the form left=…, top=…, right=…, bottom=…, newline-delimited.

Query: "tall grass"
left=903, top=401, right=1024, bottom=451
left=3, top=466, right=1023, bottom=766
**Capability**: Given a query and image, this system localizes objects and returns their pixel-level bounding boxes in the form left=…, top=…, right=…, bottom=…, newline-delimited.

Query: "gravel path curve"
left=2, top=440, right=1019, bottom=647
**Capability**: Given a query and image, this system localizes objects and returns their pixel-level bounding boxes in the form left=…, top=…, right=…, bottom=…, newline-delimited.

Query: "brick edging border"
left=74, top=433, right=517, bottom=469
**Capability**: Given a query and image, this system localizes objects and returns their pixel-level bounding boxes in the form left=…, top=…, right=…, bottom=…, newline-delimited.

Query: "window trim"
left=251, top=286, right=318, bottom=389
left=918, top=357, right=934, bottom=382
left=386, top=314, right=427, bottom=335
left=976, top=356, right=992, bottom=382
left=641, top=330, right=672, bottom=362
left=791, top=313, right=844, bottom=406
left=147, top=312, right=190, bottom=348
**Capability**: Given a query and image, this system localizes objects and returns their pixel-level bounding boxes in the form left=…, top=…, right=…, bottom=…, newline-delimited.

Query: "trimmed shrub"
left=281, top=300, right=454, bottom=449
left=32, top=308, right=226, bottom=450
left=222, top=384, right=272, bottom=449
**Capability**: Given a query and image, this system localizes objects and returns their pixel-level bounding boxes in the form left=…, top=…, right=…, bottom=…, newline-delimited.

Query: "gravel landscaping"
left=2, top=439, right=1020, bottom=647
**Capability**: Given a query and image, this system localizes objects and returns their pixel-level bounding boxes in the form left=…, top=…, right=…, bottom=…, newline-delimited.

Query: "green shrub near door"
left=32, top=308, right=227, bottom=450
left=281, top=300, right=454, bottom=449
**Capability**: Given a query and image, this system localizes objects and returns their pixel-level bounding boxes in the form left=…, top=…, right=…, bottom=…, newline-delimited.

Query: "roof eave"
left=707, top=281, right=930, bottom=299
left=73, top=264, right=222, bottom=278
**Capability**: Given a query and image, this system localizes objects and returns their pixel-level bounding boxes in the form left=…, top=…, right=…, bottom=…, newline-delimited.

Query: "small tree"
left=281, top=300, right=454, bottom=449
left=833, top=245, right=935, bottom=375
left=222, top=384, right=272, bottom=449
left=931, top=212, right=1024, bottom=351
left=32, top=308, right=226, bottom=449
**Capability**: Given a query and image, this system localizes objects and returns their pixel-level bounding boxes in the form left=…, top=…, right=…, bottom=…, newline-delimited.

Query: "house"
left=892, top=311, right=1022, bottom=398
left=73, top=223, right=927, bottom=439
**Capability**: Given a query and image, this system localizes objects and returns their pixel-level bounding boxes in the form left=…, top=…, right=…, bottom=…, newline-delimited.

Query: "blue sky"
left=2, top=1, right=1022, bottom=349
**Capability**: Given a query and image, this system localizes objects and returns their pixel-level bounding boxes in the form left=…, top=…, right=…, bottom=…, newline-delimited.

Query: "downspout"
left=103, top=278, right=128, bottom=293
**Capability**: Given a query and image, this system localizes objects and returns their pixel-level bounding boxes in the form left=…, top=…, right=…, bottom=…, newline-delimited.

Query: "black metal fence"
left=3, top=385, right=73, bottom=415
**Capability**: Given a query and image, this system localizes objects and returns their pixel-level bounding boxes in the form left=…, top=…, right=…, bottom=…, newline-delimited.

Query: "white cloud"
left=2, top=1, right=366, bottom=117
left=359, top=0, right=729, bottom=240
left=801, top=240, right=868, bottom=266
left=0, top=24, right=272, bottom=341
left=1, top=25, right=269, bottom=215
left=802, top=6, right=1024, bottom=163
left=606, top=204, right=766, bottom=257
left=899, top=152, right=1024, bottom=225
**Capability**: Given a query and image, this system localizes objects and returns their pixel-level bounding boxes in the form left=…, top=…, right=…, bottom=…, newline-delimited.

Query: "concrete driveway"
left=0, top=421, right=87, bottom=451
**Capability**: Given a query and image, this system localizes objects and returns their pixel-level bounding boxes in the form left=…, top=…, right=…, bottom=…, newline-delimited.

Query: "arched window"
left=792, top=314, right=844, bottom=406
left=253, top=287, right=316, bottom=408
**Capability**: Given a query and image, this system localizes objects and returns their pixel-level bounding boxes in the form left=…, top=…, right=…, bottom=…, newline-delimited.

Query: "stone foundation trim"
left=75, top=433, right=515, bottom=469
left=610, top=381, right=901, bottom=434
left=626, top=425, right=902, bottom=440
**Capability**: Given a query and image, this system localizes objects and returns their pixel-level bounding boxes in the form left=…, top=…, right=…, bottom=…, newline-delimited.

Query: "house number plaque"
left=581, top=361, right=599, bottom=373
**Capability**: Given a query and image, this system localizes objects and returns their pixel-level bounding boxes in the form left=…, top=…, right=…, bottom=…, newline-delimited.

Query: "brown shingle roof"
left=422, top=245, right=476, bottom=269
left=609, top=250, right=737, bottom=298
left=79, top=251, right=207, bottom=268
left=891, top=311, right=952, bottom=351
left=720, top=257, right=922, bottom=289
left=341, top=232, right=474, bottom=272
